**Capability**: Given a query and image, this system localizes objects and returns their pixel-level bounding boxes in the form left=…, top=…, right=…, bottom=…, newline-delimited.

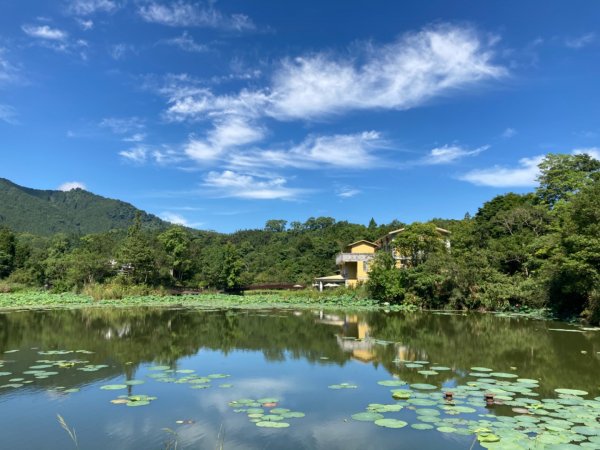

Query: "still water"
left=1, top=308, right=599, bottom=449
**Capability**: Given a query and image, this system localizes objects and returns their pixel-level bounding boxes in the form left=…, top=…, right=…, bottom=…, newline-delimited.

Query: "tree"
left=366, top=252, right=404, bottom=303
left=264, top=220, right=288, bottom=233
left=536, top=153, right=600, bottom=208
left=158, top=226, right=192, bottom=282
left=117, top=213, right=157, bottom=284
left=393, top=223, right=446, bottom=268
left=0, top=226, right=16, bottom=278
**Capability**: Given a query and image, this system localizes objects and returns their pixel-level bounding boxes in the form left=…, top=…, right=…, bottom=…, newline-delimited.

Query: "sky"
left=1, top=1, right=599, bottom=232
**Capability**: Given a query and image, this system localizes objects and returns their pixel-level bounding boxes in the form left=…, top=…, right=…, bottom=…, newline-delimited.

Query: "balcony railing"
left=335, top=253, right=375, bottom=265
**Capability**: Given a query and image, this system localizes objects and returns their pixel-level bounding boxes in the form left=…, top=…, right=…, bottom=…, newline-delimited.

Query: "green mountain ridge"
left=0, top=178, right=167, bottom=235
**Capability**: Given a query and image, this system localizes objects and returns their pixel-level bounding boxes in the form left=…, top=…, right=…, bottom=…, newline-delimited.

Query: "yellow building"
left=315, top=227, right=451, bottom=289
left=334, top=240, right=378, bottom=288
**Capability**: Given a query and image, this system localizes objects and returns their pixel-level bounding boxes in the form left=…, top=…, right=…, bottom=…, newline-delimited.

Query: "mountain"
left=0, top=178, right=168, bottom=235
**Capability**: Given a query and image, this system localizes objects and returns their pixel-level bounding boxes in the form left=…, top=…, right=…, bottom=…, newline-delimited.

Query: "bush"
left=81, top=282, right=168, bottom=300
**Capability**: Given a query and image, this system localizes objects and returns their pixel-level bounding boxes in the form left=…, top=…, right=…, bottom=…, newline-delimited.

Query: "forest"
left=0, top=153, right=598, bottom=323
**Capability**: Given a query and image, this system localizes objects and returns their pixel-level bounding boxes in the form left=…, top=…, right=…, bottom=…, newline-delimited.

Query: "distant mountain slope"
left=0, top=178, right=168, bottom=235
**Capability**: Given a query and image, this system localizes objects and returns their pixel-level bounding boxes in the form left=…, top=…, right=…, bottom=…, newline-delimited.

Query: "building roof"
left=375, top=226, right=451, bottom=244
left=345, top=239, right=379, bottom=248
left=314, top=274, right=345, bottom=281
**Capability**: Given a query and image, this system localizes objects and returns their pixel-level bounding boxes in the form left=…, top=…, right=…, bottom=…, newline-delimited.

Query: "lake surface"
left=1, top=308, right=599, bottom=449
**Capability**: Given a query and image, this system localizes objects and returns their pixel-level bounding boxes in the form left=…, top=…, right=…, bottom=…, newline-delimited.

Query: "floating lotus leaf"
left=490, top=372, right=518, bottom=379
left=257, top=397, right=279, bottom=404
left=377, top=380, right=406, bottom=386
left=391, top=390, right=411, bottom=400
left=110, top=399, right=129, bottom=404
left=410, top=383, right=437, bottom=390
left=416, top=408, right=440, bottom=416
left=0, top=372, right=11, bottom=376
left=517, top=378, right=539, bottom=384
left=176, top=369, right=195, bottom=374
left=368, top=404, right=403, bottom=413
left=124, top=380, right=144, bottom=386
left=148, top=366, right=170, bottom=371
left=408, top=398, right=437, bottom=406
left=207, top=374, right=230, bottom=379
left=437, top=426, right=457, bottom=433
left=100, top=384, right=128, bottom=390
left=430, top=366, right=451, bottom=371
left=255, top=421, right=289, bottom=428
left=246, top=408, right=264, bottom=414
left=9, top=378, right=24, bottom=382
left=219, top=384, right=233, bottom=388
left=571, top=426, right=599, bottom=436
left=248, top=413, right=264, bottom=418
left=418, top=370, right=439, bottom=376
left=281, top=412, right=305, bottom=418
left=555, top=388, right=588, bottom=396
left=1, top=383, right=23, bottom=388
left=351, top=412, right=384, bottom=422
left=261, top=414, right=284, bottom=422
left=64, top=388, right=79, bottom=393
left=126, top=400, right=150, bottom=407
left=270, top=408, right=290, bottom=414
left=29, top=364, right=52, bottom=369
left=404, top=363, right=423, bottom=368
left=374, top=418, right=408, bottom=428
left=412, top=423, right=434, bottom=430
left=471, top=367, right=493, bottom=372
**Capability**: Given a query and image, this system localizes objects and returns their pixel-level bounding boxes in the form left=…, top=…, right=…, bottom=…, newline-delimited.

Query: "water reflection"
left=0, top=308, right=599, bottom=450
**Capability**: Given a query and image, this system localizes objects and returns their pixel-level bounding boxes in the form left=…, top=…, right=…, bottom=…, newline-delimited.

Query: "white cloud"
left=0, top=49, right=20, bottom=85
left=109, top=43, right=134, bottom=60
left=138, top=1, right=255, bottom=30
left=572, top=147, right=600, bottom=160
left=229, top=131, right=383, bottom=169
left=0, top=104, right=18, bottom=125
left=565, top=32, right=596, bottom=49
left=423, top=144, right=488, bottom=165
left=160, top=211, right=190, bottom=226
left=100, top=116, right=145, bottom=134
left=119, top=146, right=148, bottom=163
left=203, top=170, right=304, bottom=199
left=67, top=0, right=118, bottom=15
left=163, top=32, right=208, bottom=52
left=22, top=25, right=68, bottom=41
left=58, top=181, right=87, bottom=191
left=123, top=133, right=146, bottom=142
left=459, top=155, right=544, bottom=187
left=336, top=186, right=360, bottom=198
left=502, top=127, right=517, bottom=138
left=185, top=116, right=265, bottom=162
left=157, top=24, right=505, bottom=123
left=76, top=18, right=94, bottom=30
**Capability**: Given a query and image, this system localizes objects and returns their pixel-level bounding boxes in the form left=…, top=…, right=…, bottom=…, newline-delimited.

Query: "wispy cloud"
left=123, top=133, right=146, bottom=142
left=502, top=127, right=517, bottom=138
left=109, top=43, right=135, bottom=60
left=422, top=144, right=488, bottom=165
left=75, top=18, right=94, bottom=30
left=565, top=32, right=596, bottom=49
left=22, top=24, right=68, bottom=41
left=336, top=186, right=361, bottom=198
left=0, top=49, right=21, bottom=85
left=160, top=211, right=190, bottom=226
left=67, top=0, right=119, bottom=16
left=100, top=116, right=145, bottom=134
left=58, top=181, right=87, bottom=191
left=138, top=1, right=255, bottom=31
left=162, top=31, right=208, bottom=52
left=0, top=104, right=18, bottom=125
left=158, top=24, right=505, bottom=123
left=185, top=116, right=265, bottom=162
left=459, top=155, right=543, bottom=187
left=119, top=146, right=149, bottom=163
left=203, top=170, right=306, bottom=200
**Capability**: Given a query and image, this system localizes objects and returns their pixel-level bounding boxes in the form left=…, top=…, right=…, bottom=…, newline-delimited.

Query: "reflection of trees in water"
left=0, top=309, right=598, bottom=397
left=364, top=311, right=600, bottom=395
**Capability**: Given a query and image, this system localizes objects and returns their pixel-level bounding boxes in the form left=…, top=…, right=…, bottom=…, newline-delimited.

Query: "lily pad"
left=377, top=380, right=407, bottom=387
left=555, top=388, right=588, bottom=396
left=374, top=418, right=408, bottom=428
left=410, top=383, right=437, bottom=390
left=351, top=412, right=384, bottom=422
left=255, top=421, right=289, bottom=428
left=100, top=384, right=128, bottom=390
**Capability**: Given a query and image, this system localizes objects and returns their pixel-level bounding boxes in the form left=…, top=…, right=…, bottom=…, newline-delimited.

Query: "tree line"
left=0, top=153, right=598, bottom=322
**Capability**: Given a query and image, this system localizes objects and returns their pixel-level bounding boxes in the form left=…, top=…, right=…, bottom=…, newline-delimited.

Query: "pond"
left=0, top=308, right=599, bottom=449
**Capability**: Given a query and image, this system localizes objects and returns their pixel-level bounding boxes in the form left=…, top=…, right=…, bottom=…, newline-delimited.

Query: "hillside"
left=0, top=178, right=167, bottom=235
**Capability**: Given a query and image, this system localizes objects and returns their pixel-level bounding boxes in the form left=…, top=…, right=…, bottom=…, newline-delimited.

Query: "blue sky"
left=1, top=1, right=599, bottom=232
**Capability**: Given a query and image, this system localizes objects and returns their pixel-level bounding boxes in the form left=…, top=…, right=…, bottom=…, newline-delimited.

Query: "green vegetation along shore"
left=1, top=153, right=599, bottom=323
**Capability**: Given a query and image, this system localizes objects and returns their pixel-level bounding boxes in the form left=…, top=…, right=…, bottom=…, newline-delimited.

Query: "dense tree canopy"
left=0, top=154, right=598, bottom=323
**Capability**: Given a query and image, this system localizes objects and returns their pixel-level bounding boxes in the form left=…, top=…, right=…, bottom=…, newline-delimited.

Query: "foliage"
left=366, top=252, right=404, bottom=303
